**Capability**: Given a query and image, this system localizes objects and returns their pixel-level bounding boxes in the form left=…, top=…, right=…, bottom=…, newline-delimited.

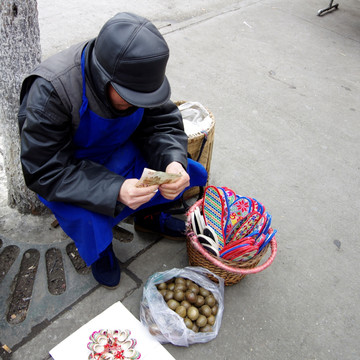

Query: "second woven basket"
left=186, top=200, right=277, bottom=286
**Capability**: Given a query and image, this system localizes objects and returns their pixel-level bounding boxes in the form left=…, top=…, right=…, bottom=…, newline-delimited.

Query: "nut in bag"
left=140, top=266, right=224, bottom=347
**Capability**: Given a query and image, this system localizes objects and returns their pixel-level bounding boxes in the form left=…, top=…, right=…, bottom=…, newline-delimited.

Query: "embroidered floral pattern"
left=200, top=186, right=277, bottom=262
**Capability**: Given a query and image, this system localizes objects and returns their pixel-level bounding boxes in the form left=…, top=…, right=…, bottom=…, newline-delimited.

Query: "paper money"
left=135, top=168, right=182, bottom=187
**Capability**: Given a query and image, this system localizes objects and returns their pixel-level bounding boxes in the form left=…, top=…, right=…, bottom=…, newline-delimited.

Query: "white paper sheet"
left=49, top=301, right=176, bottom=360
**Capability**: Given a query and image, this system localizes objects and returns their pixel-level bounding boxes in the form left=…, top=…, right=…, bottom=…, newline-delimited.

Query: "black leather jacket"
left=18, top=40, right=188, bottom=217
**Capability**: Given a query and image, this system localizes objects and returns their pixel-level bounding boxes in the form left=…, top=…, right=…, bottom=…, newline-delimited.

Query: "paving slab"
left=1, top=0, right=360, bottom=359
left=37, top=0, right=249, bottom=59
left=9, top=272, right=139, bottom=360
left=0, top=234, right=97, bottom=350
left=0, top=223, right=157, bottom=348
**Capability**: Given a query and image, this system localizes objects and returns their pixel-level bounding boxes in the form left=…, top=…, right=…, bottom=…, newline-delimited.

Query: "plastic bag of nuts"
left=140, top=266, right=224, bottom=346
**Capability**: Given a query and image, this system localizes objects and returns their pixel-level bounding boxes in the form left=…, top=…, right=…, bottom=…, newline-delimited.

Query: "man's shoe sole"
left=101, top=281, right=121, bottom=290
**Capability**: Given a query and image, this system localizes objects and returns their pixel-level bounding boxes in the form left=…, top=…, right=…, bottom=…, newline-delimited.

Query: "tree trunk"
left=0, top=0, right=45, bottom=214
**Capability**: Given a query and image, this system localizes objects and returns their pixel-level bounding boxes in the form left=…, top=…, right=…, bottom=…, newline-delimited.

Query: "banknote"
left=135, top=168, right=182, bottom=187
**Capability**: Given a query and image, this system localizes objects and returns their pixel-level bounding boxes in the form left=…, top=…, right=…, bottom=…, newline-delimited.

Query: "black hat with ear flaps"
left=92, top=12, right=171, bottom=108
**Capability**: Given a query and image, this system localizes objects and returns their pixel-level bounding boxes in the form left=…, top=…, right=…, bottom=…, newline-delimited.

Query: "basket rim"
left=187, top=117, right=215, bottom=140
left=186, top=199, right=277, bottom=275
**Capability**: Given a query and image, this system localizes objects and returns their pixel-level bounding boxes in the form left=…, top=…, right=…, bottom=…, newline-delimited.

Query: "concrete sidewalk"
left=1, top=0, right=359, bottom=359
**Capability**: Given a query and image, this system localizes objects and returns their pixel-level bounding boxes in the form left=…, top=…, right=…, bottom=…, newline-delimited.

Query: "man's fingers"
left=159, top=182, right=188, bottom=200
left=159, top=173, right=190, bottom=199
left=127, top=190, right=158, bottom=209
left=130, top=184, right=158, bottom=196
left=118, top=179, right=159, bottom=209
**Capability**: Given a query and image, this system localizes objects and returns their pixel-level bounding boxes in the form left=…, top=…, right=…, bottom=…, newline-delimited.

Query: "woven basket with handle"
left=186, top=200, right=277, bottom=286
left=175, top=101, right=215, bottom=199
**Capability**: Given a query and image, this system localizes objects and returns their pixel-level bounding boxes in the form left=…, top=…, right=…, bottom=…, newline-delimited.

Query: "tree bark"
left=0, top=0, right=45, bottom=214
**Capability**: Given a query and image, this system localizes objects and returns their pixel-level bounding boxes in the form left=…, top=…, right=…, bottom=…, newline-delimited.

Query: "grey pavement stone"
left=0, top=234, right=98, bottom=350
left=10, top=272, right=138, bottom=360
left=128, top=239, right=189, bottom=281
left=37, top=0, right=248, bottom=59
left=112, top=221, right=159, bottom=263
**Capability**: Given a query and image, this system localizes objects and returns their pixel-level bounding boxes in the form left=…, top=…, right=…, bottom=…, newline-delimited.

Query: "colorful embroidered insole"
left=203, top=186, right=226, bottom=249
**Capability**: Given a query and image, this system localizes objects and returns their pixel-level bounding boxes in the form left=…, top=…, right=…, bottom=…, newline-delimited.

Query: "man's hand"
left=118, top=179, right=158, bottom=210
left=159, top=162, right=190, bottom=200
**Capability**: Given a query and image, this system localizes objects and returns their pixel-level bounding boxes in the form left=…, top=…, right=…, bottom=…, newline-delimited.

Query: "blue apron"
left=40, top=49, right=207, bottom=266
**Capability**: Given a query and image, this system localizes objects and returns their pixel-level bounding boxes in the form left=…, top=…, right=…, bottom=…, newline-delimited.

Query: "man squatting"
left=18, top=13, right=207, bottom=288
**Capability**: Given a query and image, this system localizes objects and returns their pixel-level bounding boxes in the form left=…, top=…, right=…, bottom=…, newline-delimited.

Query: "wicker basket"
left=186, top=200, right=277, bottom=286
left=175, top=101, right=215, bottom=199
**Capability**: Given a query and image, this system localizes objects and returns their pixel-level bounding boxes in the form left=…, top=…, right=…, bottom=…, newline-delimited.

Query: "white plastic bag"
left=179, top=102, right=213, bottom=137
left=140, top=266, right=224, bottom=347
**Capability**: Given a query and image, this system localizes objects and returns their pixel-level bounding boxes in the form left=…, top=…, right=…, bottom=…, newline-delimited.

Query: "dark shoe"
left=91, top=243, right=121, bottom=289
left=134, top=212, right=186, bottom=240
